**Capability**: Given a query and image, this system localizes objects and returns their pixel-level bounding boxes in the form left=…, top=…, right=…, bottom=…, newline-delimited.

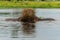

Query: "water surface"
left=0, top=9, right=60, bottom=40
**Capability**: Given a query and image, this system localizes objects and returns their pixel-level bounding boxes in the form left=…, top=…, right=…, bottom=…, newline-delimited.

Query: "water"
left=0, top=9, right=60, bottom=40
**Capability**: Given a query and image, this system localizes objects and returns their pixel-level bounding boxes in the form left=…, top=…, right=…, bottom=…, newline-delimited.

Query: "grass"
left=0, top=1, right=60, bottom=8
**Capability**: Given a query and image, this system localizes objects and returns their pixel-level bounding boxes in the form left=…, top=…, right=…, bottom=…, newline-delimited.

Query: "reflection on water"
left=9, top=22, right=36, bottom=38
left=22, top=22, right=35, bottom=34
left=11, top=29, right=19, bottom=38
left=9, top=22, right=21, bottom=38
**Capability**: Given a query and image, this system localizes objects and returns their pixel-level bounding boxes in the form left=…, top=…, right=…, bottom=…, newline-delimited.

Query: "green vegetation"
left=0, top=0, right=60, bottom=1
left=0, top=1, right=60, bottom=8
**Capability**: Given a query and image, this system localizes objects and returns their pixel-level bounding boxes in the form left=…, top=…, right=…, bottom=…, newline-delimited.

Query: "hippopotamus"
left=5, top=8, right=55, bottom=22
left=5, top=8, right=55, bottom=34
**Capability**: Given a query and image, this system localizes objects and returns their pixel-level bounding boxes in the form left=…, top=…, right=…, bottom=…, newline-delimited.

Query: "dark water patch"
left=22, top=22, right=35, bottom=35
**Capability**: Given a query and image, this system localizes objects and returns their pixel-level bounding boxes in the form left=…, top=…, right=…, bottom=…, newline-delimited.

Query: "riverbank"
left=0, top=1, right=60, bottom=8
